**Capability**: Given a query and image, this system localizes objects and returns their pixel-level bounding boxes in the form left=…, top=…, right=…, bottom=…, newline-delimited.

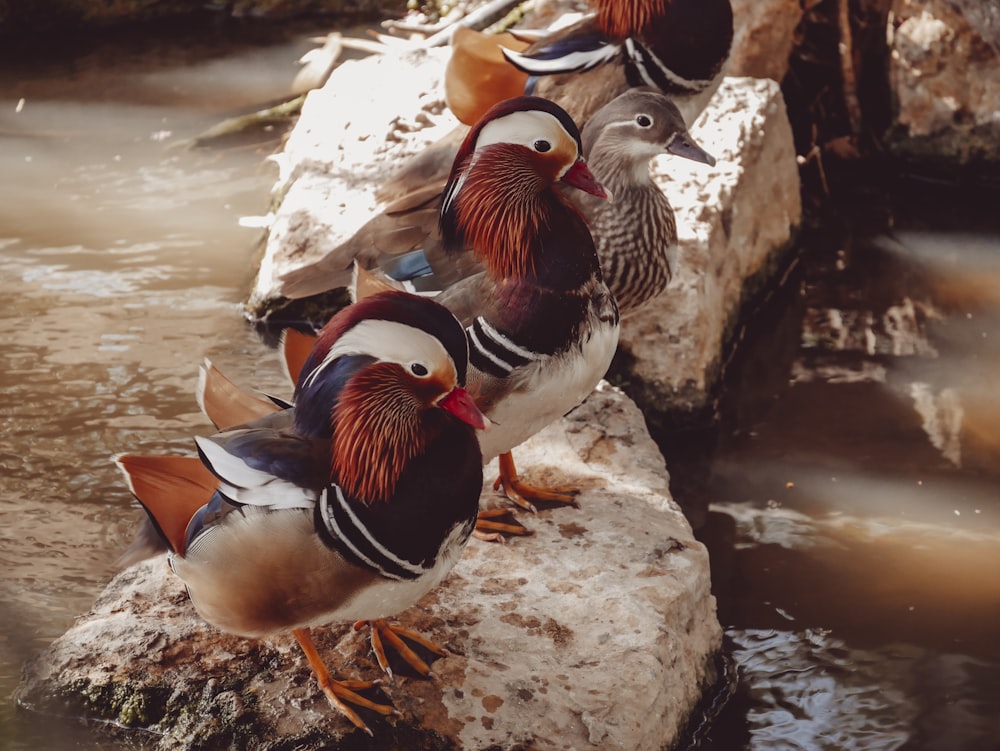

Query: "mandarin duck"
left=196, top=328, right=530, bottom=541
left=427, top=96, right=620, bottom=515
left=448, top=0, right=734, bottom=129
left=280, top=90, right=713, bottom=318
left=285, top=96, right=619, bottom=524
left=572, top=87, right=715, bottom=313
left=116, top=291, right=489, bottom=734
left=371, top=0, right=731, bottom=207
left=361, top=96, right=619, bottom=516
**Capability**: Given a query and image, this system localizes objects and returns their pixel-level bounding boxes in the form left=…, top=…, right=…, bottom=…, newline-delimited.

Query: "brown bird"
left=572, top=88, right=715, bottom=313
left=448, top=0, right=734, bottom=129
left=370, top=0, right=731, bottom=207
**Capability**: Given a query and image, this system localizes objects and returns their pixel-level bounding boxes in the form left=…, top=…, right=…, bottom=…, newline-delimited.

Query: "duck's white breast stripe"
left=320, top=487, right=429, bottom=580
left=468, top=321, right=516, bottom=375
left=476, top=316, right=543, bottom=362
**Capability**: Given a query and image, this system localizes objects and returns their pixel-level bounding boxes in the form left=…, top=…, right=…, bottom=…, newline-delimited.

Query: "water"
left=0, top=20, right=330, bottom=748
left=692, top=182, right=1000, bottom=751
left=1, top=23, right=998, bottom=751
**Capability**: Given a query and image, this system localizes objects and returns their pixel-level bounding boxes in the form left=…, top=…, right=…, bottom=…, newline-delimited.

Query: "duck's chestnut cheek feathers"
left=404, top=366, right=456, bottom=408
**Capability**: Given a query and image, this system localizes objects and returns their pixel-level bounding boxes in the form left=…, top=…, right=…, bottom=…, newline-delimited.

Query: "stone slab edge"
left=18, top=384, right=722, bottom=751
left=620, top=77, right=802, bottom=420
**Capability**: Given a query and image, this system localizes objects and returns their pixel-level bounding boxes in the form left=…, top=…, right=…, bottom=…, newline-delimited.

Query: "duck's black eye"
left=635, top=114, right=653, bottom=128
left=410, top=362, right=429, bottom=377
left=533, top=139, right=552, bottom=153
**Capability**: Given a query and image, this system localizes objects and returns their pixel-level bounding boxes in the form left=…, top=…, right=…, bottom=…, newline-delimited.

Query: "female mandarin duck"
left=446, top=0, right=734, bottom=129
left=116, top=291, right=489, bottom=735
left=280, top=90, right=714, bottom=318
left=572, top=87, right=715, bottom=313
left=284, top=96, right=619, bottom=521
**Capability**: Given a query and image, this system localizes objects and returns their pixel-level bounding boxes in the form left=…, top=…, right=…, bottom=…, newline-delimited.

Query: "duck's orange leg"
left=493, top=451, right=580, bottom=512
left=292, top=628, right=398, bottom=736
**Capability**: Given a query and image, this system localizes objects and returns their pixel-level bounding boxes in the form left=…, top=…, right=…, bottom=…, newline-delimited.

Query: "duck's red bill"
left=562, top=158, right=612, bottom=201
left=439, top=387, right=491, bottom=430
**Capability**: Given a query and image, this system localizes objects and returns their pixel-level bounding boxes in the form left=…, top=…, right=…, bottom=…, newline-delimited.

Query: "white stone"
left=248, top=45, right=458, bottom=313
left=888, top=0, right=1000, bottom=162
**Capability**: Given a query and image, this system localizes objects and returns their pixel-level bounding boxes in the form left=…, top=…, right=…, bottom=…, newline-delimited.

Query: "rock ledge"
left=19, top=384, right=722, bottom=751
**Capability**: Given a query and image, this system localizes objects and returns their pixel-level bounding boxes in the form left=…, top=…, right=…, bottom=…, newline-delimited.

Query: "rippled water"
left=0, top=21, right=326, bottom=748
left=693, top=185, right=1000, bottom=751
left=1, top=22, right=998, bottom=751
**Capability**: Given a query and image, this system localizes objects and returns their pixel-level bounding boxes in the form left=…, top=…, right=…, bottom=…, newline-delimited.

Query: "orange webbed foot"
left=494, top=451, right=580, bottom=513
left=355, top=618, right=449, bottom=681
left=473, top=507, right=534, bottom=543
left=293, top=628, right=399, bottom=736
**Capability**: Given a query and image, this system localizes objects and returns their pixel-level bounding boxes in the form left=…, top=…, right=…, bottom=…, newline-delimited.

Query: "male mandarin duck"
left=369, top=0, right=730, bottom=208
left=447, top=0, right=734, bottom=129
left=280, top=90, right=713, bottom=318
left=285, top=96, right=620, bottom=521
left=427, top=96, right=620, bottom=513
left=197, top=329, right=529, bottom=541
left=116, top=291, right=489, bottom=735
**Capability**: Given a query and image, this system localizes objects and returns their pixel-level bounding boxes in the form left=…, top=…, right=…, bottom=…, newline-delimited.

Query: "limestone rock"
left=887, top=0, right=1000, bottom=164
left=729, top=0, right=803, bottom=81
left=18, top=383, right=722, bottom=751
left=620, top=77, right=802, bottom=421
left=247, top=45, right=458, bottom=317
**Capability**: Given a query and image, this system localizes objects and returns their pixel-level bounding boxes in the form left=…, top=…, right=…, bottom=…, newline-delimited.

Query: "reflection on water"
left=728, top=629, right=999, bottom=751
left=0, top=21, right=330, bottom=749
left=694, top=186, right=1000, bottom=750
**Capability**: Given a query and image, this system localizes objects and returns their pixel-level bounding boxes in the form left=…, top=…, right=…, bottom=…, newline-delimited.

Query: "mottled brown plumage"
left=572, top=88, right=715, bottom=313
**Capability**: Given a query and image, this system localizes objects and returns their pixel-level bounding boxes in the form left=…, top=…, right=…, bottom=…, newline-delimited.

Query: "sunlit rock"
left=729, top=0, right=803, bottom=82
left=18, top=383, right=722, bottom=751
left=887, top=0, right=1000, bottom=164
left=246, top=45, right=457, bottom=316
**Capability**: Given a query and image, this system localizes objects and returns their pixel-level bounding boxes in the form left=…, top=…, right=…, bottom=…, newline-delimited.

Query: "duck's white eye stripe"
left=303, top=319, right=450, bottom=389
left=476, top=109, right=572, bottom=152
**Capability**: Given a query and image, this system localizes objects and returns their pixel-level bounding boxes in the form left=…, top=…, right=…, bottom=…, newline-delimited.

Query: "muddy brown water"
left=687, top=181, right=1000, bottom=751
left=1, top=21, right=998, bottom=751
